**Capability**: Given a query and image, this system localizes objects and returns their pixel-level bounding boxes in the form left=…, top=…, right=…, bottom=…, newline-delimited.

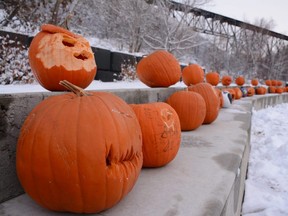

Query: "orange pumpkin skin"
left=268, top=86, right=276, bottom=93
left=182, top=64, right=204, bottom=86
left=277, top=80, right=283, bottom=86
left=136, top=50, right=181, bottom=87
left=29, top=24, right=97, bottom=91
left=130, top=102, right=181, bottom=167
left=276, top=88, right=283, bottom=94
left=271, top=80, right=278, bottom=86
left=188, top=83, right=220, bottom=124
left=214, top=88, right=224, bottom=108
left=221, top=75, right=232, bottom=86
left=166, top=91, right=206, bottom=131
left=16, top=92, right=143, bottom=213
left=235, top=76, right=245, bottom=86
left=251, top=79, right=259, bottom=86
left=206, top=72, right=220, bottom=86
left=223, top=88, right=235, bottom=100
left=233, top=87, right=242, bottom=99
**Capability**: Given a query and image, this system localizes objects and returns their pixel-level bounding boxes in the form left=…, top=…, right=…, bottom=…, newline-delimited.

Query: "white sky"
left=201, top=0, right=288, bottom=35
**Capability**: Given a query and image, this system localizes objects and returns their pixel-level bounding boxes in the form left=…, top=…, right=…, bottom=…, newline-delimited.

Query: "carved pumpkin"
left=206, top=71, right=220, bottom=86
left=247, top=87, right=255, bottom=97
left=182, top=64, right=204, bottom=86
left=251, top=79, right=259, bottom=86
left=233, top=87, right=243, bottom=100
left=29, top=24, right=97, bottom=91
left=268, top=86, right=276, bottom=93
left=221, top=75, right=232, bottom=86
left=130, top=102, right=181, bottom=167
left=16, top=81, right=143, bottom=214
left=166, top=90, right=206, bottom=131
left=136, top=50, right=181, bottom=87
left=235, top=76, right=245, bottom=86
left=188, top=83, right=220, bottom=124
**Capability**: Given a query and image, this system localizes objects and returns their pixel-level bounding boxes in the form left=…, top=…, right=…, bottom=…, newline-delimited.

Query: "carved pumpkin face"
left=29, top=24, right=97, bottom=91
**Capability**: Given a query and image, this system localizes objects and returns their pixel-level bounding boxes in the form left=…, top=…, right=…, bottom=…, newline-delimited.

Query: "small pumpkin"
left=188, top=83, right=220, bottom=124
left=136, top=50, right=181, bottom=87
left=166, top=90, right=206, bottom=131
left=247, top=87, right=255, bottom=97
left=235, top=76, right=245, bottom=86
left=271, top=80, right=278, bottom=86
left=16, top=81, right=143, bottom=214
left=251, top=79, right=259, bottom=86
left=256, top=87, right=267, bottom=95
left=221, top=75, right=232, bottom=86
left=276, top=87, right=283, bottom=94
left=181, top=64, right=204, bottom=86
left=277, top=80, right=283, bottom=86
left=130, top=102, right=181, bottom=167
left=206, top=71, right=220, bottom=86
left=29, top=24, right=97, bottom=91
left=233, top=87, right=243, bottom=100
left=265, top=80, right=272, bottom=86
left=268, top=86, right=276, bottom=93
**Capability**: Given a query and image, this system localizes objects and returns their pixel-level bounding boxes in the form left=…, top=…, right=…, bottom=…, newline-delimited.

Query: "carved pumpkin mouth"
left=74, top=52, right=89, bottom=60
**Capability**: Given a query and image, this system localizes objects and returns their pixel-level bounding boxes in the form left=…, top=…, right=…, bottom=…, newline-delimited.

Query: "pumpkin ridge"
left=156, top=52, right=172, bottom=86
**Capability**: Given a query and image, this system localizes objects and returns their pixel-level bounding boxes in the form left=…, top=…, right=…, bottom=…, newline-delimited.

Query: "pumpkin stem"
left=59, top=80, right=92, bottom=96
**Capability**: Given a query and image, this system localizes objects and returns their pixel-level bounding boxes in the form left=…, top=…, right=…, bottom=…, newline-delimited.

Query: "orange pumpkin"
left=271, top=80, right=277, bottom=86
left=130, top=102, right=181, bottom=167
left=181, top=64, right=204, bottom=86
left=214, top=88, right=224, bottom=108
left=251, top=79, right=259, bottom=86
left=16, top=81, right=143, bottom=213
left=206, top=71, right=220, bottom=86
left=221, top=75, right=232, bottom=86
left=268, top=86, right=276, bottom=93
left=166, top=90, right=206, bottom=131
left=235, top=76, right=245, bottom=86
left=265, top=80, right=272, bottom=86
left=256, top=87, right=267, bottom=95
left=29, top=24, right=97, bottom=91
left=188, top=83, right=220, bottom=124
left=223, top=88, right=235, bottom=100
left=136, top=50, right=181, bottom=87
left=277, top=80, right=283, bottom=86
left=276, top=87, right=283, bottom=94
left=233, top=87, right=243, bottom=99
left=247, top=87, right=255, bottom=97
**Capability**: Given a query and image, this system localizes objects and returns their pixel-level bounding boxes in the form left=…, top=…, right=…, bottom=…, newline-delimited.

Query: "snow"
left=242, top=103, right=288, bottom=216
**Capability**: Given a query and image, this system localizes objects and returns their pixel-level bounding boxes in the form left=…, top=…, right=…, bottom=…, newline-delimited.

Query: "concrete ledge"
left=1, top=90, right=288, bottom=216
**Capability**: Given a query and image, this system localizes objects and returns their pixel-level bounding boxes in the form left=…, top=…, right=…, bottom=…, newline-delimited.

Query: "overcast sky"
left=200, top=0, right=288, bottom=35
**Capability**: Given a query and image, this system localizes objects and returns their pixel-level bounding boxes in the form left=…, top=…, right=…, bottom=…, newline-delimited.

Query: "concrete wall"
left=0, top=90, right=288, bottom=216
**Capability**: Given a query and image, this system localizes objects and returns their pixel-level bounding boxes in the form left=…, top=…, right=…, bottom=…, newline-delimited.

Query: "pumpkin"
left=277, top=80, right=283, bottom=86
left=214, top=88, right=224, bottom=108
left=166, top=90, right=206, bottom=131
left=247, top=87, right=255, bottom=97
left=221, top=75, right=232, bottom=86
left=206, top=71, right=220, bottom=86
left=271, top=80, right=278, bottom=86
left=188, top=83, right=220, bottom=124
left=251, top=79, right=259, bottom=86
left=181, top=64, right=204, bottom=86
left=136, top=50, right=181, bottom=87
left=235, top=76, right=245, bottom=86
left=130, top=102, right=181, bottom=167
left=16, top=81, right=143, bottom=214
left=276, top=87, right=283, bottom=94
left=29, top=24, right=97, bottom=91
left=268, top=86, right=276, bottom=93
left=265, top=80, right=272, bottom=86
left=223, top=88, right=235, bottom=100
left=233, top=87, right=243, bottom=100
left=256, top=87, right=267, bottom=95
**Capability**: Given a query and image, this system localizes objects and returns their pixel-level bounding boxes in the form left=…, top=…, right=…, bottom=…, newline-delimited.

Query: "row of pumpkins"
left=16, top=24, right=287, bottom=214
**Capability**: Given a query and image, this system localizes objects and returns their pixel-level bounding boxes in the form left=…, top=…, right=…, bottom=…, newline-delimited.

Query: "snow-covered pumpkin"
left=166, top=90, right=206, bottom=131
left=130, top=102, right=181, bottom=167
left=181, top=64, right=204, bottom=86
left=136, top=50, right=181, bottom=87
left=29, top=24, right=97, bottom=91
left=188, top=83, right=220, bottom=124
left=16, top=81, right=143, bottom=214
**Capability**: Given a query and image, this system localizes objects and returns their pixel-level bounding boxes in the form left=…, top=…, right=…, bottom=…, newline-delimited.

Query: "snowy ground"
left=242, top=103, right=288, bottom=216
left=1, top=81, right=288, bottom=215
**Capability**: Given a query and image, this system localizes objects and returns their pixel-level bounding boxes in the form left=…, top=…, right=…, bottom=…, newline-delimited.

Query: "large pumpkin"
left=181, top=64, right=204, bottom=86
left=206, top=71, right=220, bottom=86
left=166, top=90, right=206, bottom=131
left=16, top=81, right=143, bottom=214
left=130, top=102, right=181, bottom=167
left=29, top=24, right=97, bottom=91
left=188, top=83, right=220, bottom=124
left=136, top=50, right=181, bottom=87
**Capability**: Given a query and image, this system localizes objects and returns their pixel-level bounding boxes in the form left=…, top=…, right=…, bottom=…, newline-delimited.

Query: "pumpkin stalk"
left=59, top=80, right=92, bottom=96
